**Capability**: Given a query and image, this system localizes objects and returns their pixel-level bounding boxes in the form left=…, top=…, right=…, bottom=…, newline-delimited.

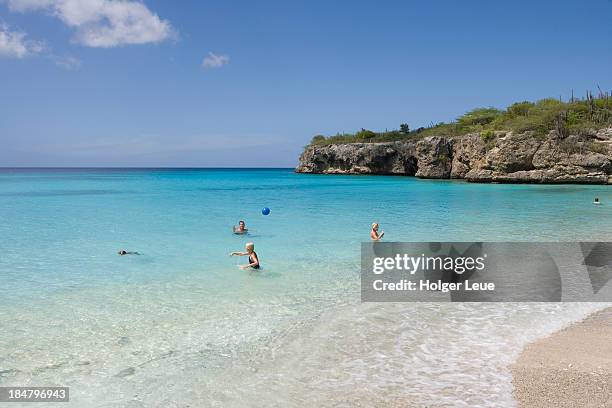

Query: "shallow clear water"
left=0, top=169, right=610, bottom=407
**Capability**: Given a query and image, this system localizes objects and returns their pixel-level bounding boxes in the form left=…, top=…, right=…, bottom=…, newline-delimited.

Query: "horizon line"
left=0, top=167, right=296, bottom=170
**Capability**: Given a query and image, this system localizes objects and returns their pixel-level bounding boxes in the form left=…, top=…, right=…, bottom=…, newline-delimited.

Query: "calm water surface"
left=0, top=169, right=610, bottom=407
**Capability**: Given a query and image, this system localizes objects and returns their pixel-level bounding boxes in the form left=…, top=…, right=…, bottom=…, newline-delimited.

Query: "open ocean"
left=0, top=168, right=610, bottom=407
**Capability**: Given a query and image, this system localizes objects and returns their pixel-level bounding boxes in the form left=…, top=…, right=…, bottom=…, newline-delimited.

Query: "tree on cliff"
left=355, top=128, right=376, bottom=140
left=310, top=135, right=326, bottom=144
left=400, top=123, right=410, bottom=134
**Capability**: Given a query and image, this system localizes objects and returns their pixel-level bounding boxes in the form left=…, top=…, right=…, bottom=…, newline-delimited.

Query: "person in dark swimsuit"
left=118, top=250, right=141, bottom=256
left=231, top=242, right=260, bottom=269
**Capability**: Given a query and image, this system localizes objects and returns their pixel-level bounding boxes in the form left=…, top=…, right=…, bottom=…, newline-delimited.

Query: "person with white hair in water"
left=370, top=223, right=384, bottom=241
left=230, top=242, right=260, bottom=269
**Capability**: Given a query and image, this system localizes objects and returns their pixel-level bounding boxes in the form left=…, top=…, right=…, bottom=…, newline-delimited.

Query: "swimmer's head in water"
left=245, top=242, right=254, bottom=252
left=118, top=250, right=127, bottom=255
left=239, top=220, right=245, bottom=227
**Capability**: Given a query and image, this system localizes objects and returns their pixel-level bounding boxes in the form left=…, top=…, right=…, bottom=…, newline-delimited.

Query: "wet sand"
left=511, top=307, right=612, bottom=408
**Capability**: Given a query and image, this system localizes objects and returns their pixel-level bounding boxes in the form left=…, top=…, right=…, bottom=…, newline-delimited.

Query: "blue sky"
left=1, top=0, right=611, bottom=167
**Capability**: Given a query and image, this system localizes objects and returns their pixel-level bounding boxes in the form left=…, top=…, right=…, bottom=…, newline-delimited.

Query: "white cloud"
left=0, top=23, right=81, bottom=70
left=4, top=0, right=175, bottom=47
left=0, top=23, right=44, bottom=58
left=52, top=54, right=81, bottom=70
left=202, top=51, right=229, bottom=69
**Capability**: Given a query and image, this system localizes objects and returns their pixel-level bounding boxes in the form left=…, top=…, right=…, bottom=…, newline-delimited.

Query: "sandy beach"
left=512, top=307, right=612, bottom=408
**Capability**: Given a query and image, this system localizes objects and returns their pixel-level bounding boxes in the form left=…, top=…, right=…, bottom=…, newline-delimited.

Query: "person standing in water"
left=370, top=223, right=384, bottom=241
left=231, top=242, right=260, bottom=269
left=233, top=220, right=248, bottom=234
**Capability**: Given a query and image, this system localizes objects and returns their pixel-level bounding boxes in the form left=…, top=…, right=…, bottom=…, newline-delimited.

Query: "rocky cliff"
left=295, top=128, right=612, bottom=184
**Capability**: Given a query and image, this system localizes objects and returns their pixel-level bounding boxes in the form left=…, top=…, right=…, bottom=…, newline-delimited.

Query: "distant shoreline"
left=511, top=307, right=612, bottom=407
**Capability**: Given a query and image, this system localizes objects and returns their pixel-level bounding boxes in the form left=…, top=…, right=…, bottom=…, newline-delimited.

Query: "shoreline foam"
left=511, top=307, right=612, bottom=408
left=198, top=302, right=608, bottom=407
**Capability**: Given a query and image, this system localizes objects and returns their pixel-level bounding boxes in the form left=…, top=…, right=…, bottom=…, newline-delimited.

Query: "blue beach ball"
left=261, top=207, right=271, bottom=216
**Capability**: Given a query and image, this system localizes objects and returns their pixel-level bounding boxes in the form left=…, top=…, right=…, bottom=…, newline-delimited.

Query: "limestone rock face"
left=595, top=127, right=612, bottom=141
left=415, top=137, right=453, bottom=178
left=451, top=133, right=487, bottom=178
left=296, top=129, right=612, bottom=184
left=295, top=141, right=418, bottom=175
left=464, top=167, right=609, bottom=184
left=485, top=132, right=541, bottom=173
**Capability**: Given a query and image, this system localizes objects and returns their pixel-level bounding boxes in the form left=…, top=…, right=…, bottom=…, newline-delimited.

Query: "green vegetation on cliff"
left=309, top=91, right=612, bottom=146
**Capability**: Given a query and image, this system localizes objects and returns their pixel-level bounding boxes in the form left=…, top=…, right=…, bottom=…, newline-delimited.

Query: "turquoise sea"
left=0, top=168, right=611, bottom=407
